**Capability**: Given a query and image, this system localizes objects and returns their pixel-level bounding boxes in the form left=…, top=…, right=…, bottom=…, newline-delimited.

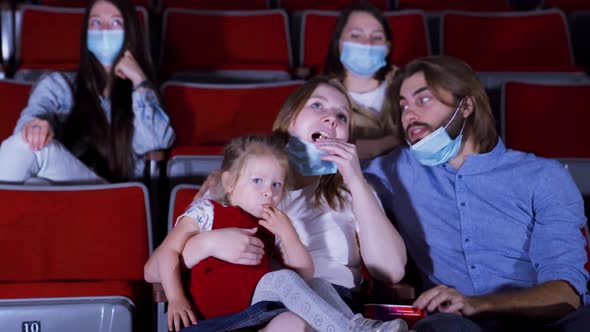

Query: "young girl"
left=145, top=134, right=408, bottom=332
left=323, top=2, right=402, bottom=159
left=0, top=0, right=174, bottom=183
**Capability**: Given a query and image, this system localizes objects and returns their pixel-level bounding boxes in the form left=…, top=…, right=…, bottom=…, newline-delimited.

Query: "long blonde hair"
left=272, top=76, right=354, bottom=210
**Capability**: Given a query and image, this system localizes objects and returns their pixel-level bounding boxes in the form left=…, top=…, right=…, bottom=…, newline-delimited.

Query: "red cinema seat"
left=502, top=80, right=590, bottom=195
left=0, top=80, right=32, bottom=141
left=0, top=183, right=152, bottom=332
left=38, top=0, right=151, bottom=8
left=159, top=9, right=293, bottom=83
left=161, top=0, right=270, bottom=10
left=299, top=10, right=430, bottom=77
left=15, top=5, right=149, bottom=82
left=162, top=80, right=302, bottom=182
left=441, top=9, right=589, bottom=89
left=278, top=0, right=390, bottom=11
left=394, top=0, right=511, bottom=11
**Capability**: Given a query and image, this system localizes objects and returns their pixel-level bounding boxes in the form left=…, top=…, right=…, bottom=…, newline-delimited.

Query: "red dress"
left=188, top=200, right=275, bottom=319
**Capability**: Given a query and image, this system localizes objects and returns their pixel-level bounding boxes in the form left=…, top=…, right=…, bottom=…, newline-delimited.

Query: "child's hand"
left=167, top=297, right=197, bottom=332
left=259, top=207, right=297, bottom=242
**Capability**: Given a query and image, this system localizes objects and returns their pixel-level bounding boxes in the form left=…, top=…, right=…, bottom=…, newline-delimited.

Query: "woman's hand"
left=114, top=50, right=147, bottom=86
left=22, top=118, right=54, bottom=150
left=167, top=297, right=198, bottom=332
left=259, top=206, right=297, bottom=242
left=316, top=139, right=363, bottom=185
left=182, top=227, right=265, bottom=268
left=192, top=170, right=222, bottom=201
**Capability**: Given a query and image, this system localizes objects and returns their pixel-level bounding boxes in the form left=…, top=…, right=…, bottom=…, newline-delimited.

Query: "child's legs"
left=306, top=278, right=354, bottom=317
left=0, top=134, right=105, bottom=184
left=252, top=269, right=350, bottom=332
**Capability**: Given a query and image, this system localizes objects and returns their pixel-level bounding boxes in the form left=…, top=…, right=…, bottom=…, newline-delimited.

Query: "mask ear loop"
left=444, top=97, right=467, bottom=137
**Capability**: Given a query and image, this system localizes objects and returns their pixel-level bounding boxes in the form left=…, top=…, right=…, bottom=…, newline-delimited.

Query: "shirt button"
left=458, top=175, right=463, bottom=179
left=471, top=265, right=476, bottom=269
left=461, top=202, right=466, bottom=207
left=465, top=238, right=470, bottom=243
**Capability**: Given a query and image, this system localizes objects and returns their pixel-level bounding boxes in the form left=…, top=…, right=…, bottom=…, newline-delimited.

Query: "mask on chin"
left=408, top=98, right=466, bottom=167
left=287, top=135, right=337, bottom=176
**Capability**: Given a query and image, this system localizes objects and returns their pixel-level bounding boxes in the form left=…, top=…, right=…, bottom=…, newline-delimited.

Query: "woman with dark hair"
left=0, top=0, right=174, bottom=183
left=323, top=2, right=401, bottom=160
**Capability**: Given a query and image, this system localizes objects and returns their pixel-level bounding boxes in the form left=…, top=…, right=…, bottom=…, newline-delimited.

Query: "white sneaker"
left=349, top=314, right=409, bottom=332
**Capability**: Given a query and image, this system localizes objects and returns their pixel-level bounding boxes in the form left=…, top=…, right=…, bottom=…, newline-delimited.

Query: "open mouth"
left=311, top=131, right=329, bottom=142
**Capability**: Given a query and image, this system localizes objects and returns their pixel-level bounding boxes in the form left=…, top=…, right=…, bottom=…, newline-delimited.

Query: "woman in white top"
left=323, top=2, right=401, bottom=160
left=166, top=76, right=407, bottom=331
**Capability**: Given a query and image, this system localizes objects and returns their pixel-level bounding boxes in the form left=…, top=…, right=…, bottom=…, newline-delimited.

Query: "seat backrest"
left=0, top=183, right=151, bottom=282
left=38, top=0, right=151, bottom=7
left=441, top=9, right=577, bottom=72
left=300, top=10, right=430, bottom=76
left=544, top=0, right=590, bottom=12
left=394, top=0, right=511, bottom=11
left=17, top=5, right=149, bottom=73
left=162, top=80, right=303, bottom=147
left=162, top=0, right=269, bottom=10
left=502, top=81, right=590, bottom=158
left=160, top=9, right=292, bottom=78
left=168, top=185, right=200, bottom=231
left=18, top=6, right=85, bottom=71
left=278, top=0, right=390, bottom=11
left=0, top=80, right=32, bottom=141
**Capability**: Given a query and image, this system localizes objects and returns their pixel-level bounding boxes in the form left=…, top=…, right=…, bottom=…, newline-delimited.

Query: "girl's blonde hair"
left=272, top=76, right=354, bottom=210
left=216, top=134, right=291, bottom=204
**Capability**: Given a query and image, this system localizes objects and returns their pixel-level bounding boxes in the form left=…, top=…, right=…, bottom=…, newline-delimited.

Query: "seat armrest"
left=372, top=281, right=416, bottom=305
left=146, top=150, right=166, bottom=161
left=152, top=282, right=168, bottom=303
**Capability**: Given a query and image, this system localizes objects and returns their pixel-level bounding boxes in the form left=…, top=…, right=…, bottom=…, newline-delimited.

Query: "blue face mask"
left=287, top=135, right=337, bottom=176
left=409, top=99, right=466, bottom=167
left=87, top=29, right=125, bottom=66
left=340, top=41, right=388, bottom=78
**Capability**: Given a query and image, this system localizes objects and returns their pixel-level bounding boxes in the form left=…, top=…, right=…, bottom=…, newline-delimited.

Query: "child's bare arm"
left=259, top=207, right=314, bottom=280
left=145, top=217, right=199, bottom=331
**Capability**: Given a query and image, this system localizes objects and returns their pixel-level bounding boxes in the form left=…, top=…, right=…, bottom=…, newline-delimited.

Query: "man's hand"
left=413, top=285, right=486, bottom=316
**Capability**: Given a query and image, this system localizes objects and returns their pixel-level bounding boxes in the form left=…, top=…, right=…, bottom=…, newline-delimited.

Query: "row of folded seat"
left=0, top=5, right=589, bottom=83
left=23, top=0, right=590, bottom=12
left=1, top=78, right=589, bottom=197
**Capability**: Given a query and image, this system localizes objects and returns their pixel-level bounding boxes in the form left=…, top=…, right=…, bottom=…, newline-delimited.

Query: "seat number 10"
left=22, top=321, right=41, bottom=332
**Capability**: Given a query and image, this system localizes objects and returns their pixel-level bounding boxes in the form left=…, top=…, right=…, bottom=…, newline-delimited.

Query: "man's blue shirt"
left=363, top=139, right=589, bottom=303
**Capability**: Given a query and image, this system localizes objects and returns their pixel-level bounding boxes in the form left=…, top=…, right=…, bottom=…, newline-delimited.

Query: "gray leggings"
left=252, top=269, right=354, bottom=332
